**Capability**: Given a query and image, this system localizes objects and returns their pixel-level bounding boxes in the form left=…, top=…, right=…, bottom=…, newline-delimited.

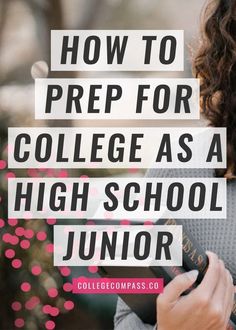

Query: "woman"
left=114, top=0, right=236, bottom=329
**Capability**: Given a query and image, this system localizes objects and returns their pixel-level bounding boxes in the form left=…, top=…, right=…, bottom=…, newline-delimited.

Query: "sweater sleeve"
left=114, top=297, right=157, bottom=330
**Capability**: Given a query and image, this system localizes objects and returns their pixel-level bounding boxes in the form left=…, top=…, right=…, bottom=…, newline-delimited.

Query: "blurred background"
left=0, top=0, right=206, bottom=329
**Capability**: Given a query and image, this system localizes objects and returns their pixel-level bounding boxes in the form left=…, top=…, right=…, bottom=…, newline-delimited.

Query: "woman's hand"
left=157, top=252, right=235, bottom=330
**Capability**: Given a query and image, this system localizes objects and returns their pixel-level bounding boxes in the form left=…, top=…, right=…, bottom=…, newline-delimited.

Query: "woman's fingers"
left=156, top=252, right=235, bottom=330
left=158, top=269, right=199, bottom=306
left=191, top=254, right=234, bottom=328
left=212, top=260, right=228, bottom=302
left=222, top=269, right=235, bottom=327
left=193, top=251, right=220, bottom=299
left=207, top=260, right=232, bottom=327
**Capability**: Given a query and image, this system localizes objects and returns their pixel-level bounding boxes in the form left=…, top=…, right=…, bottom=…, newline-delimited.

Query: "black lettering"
left=73, top=134, right=85, bottom=162
left=178, top=134, right=193, bottom=162
left=144, top=182, right=162, bottom=211
left=153, top=85, right=170, bottom=113
left=134, top=232, right=151, bottom=260
left=57, top=134, right=69, bottom=162
left=35, top=134, right=52, bottom=162
left=108, top=134, right=125, bottom=162
left=91, top=134, right=104, bottom=162
left=142, top=36, right=157, bottom=64
left=130, top=134, right=143, bottom=162
left=46, top=85, right=63, bottom=113
left=63, top=232, right=74, bottom=261
left=175, top=85, right=192, bottom=113
left=104, top=182, right=119, bottom=211
left=15, top=183, right=33, bottom=211
left=156, top=134, right=172, bottom=162
left=105, top=85, right=122, bottom=113
left=49, top=183, right=66, bottom=211
left=107, top=36, right=128, bottom=64
left=206, top=134, right=223, bottom=162
left=79, top=232, right=96, bottom=260
left=71, top=183, right=89, bottom=211
left=61, top=36, right=79, bottom=64
left=121, top=232, right=130, bottom=260
left=37, top=182, right=45, bottom=211
left=88, top=85, right=102, bottom=113
left=66, top=85, right=83, bottom=113
left=155, top=232, right=173, bottom=260
left=167, top=183, right=184, bottom=211
left=136, top=85, right=150, bottom=113
left=159, top=36, right=176, bottom=65
left=83, top=36, right=101, bottom=64
left=188, top=183, right=205, bottom=211
left=14, top=134, right=30, bottom=162
left=123, top=183, right=140, bottom=211
left=100, top=232, right=117, bottom=260
left=210, top=182, right=222, bottom=211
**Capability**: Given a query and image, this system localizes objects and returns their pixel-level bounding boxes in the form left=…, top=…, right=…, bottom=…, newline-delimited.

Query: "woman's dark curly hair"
left=193, top=0, right=236, bottom=177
